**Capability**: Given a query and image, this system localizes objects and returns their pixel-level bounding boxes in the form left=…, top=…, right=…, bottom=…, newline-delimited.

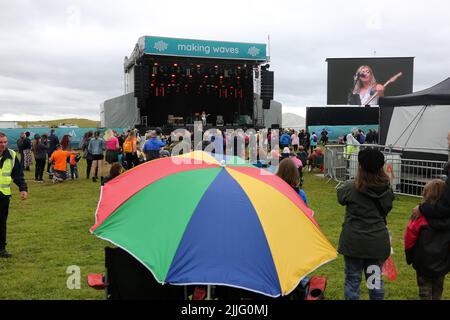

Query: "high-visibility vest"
left=345, top=144, right=359, bottom=160
left=0, top=149, right=16, bottom=196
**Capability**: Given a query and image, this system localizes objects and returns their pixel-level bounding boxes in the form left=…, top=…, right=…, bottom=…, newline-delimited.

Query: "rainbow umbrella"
left=90, top=151, right=337, bottom=297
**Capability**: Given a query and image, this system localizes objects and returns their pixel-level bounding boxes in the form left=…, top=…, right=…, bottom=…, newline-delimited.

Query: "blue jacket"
left=88, top=138, right=105, bottom=155
left=280, top=133, right=291, bottom=146
left=298, top=189, right=308, bottom=206
left=144, top=138, right=167, bottom=152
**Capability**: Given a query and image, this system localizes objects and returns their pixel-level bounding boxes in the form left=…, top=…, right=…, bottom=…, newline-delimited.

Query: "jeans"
left=0, top=197, right=10, bottom=250
left=70, top=165, right=79, bottom=179
left=54, top=170, right=67, bottom=180
left=344, top=256, right=385, bottom=300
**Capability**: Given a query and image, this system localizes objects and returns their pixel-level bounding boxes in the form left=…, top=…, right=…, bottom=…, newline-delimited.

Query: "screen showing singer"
left=347, top=65, right=385, bottom=106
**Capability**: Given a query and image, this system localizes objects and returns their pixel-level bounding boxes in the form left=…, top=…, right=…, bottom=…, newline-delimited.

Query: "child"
left=69, top=153, right=82, bottom=180
left=101, top=163, right=123, bottom=186
left=404, top=179, right=449, bottom=300
left=276, top=158, right=308, bottom=206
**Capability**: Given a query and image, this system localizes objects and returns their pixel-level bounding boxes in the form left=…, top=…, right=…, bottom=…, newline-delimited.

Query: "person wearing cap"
left=31, top=133, right=49, bottom=182
left=0, top=132, right=28, bottom=258
left=337, top=148, right=394, bottom=300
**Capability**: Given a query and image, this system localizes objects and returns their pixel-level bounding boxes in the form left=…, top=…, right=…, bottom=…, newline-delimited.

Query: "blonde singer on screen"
left=348, top=65, right=385, bottom=106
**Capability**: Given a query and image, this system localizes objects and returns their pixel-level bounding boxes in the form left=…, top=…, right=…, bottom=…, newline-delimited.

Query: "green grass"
left=18, top=118, right=100, bottom=129
left=0, top=163, right=448, bottom=299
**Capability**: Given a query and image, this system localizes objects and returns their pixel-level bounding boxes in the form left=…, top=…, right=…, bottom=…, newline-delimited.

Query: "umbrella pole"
left=207, top=285, right=212, bottom=300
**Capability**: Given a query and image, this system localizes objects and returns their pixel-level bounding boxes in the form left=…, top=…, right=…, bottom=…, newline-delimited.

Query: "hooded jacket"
left=408, top=174, right=450, bottom=277
left=404, top=214, right=450, bottom=277
left=337, top=180, right=394, bottom=260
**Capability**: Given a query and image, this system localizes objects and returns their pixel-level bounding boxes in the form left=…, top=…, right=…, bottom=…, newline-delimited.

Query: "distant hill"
left=19, top=118, right=100, bottom=128
left=282, top=113, right=306, bottom=129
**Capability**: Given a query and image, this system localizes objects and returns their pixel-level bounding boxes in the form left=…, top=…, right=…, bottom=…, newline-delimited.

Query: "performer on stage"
left=201, top=111, right=209, bottom=127
left=348, top=65, right=385, bottom=106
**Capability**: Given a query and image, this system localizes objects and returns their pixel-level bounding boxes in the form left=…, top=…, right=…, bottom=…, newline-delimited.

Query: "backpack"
left=123, top=139, right=133, bottom=153
left=313, top=134, right=318, bottom=142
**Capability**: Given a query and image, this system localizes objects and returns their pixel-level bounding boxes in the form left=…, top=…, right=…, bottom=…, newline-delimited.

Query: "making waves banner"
left=144, top=36, right=267, bottom=61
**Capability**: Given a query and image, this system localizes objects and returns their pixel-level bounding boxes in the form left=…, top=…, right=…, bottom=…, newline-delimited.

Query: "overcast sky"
left=1, top=0, right=449, bottom=121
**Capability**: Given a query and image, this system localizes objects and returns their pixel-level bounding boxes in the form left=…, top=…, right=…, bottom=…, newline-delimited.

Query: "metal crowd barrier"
left=324, top=144, right=448, bottom=197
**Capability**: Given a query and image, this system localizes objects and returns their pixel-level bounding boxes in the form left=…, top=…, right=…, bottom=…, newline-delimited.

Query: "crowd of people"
left=1, top=127, right=449, bottom=300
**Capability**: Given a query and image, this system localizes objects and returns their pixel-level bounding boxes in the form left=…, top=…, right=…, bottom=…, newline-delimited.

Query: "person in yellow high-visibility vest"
left=0, top=132, right=28, bottom=258
left=345, top=131, right=361, bottom=159
left=345, top=131, right=361, bottom=180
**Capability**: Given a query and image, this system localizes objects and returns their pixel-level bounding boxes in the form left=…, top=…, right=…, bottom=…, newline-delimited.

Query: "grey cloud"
left=1, top=0, right=450, bottom=120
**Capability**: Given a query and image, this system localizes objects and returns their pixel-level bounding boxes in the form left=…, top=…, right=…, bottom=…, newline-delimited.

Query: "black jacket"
left=419, top=176, right=450, bottom=227
left=412, top=173, right=450, bottom=277
left=48, top=134, right=59, bottom=155
left=0, top=149, right=28, bottom=198
left=407, top=219, right=450, bottom=278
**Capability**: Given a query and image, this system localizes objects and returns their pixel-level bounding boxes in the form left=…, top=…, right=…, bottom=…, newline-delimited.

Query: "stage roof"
left=379, top=77, right=450, bottom=107
left=125, top=36, right=268, bottom=70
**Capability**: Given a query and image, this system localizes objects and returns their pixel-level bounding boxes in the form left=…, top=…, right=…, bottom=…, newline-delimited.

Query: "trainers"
left=0, top=250, right=12, bottom=258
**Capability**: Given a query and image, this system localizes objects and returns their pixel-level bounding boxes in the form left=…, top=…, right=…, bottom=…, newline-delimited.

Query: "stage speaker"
left=262, top=99, right=271, bottom=109
left=216, top=115, right=224, bottom=126
left=134, top=65, right=150, bottom=98
left=133, top=65, right=143, bottom=98
left=260, top=70, right=274, bottom=100
left=271, top=124, right=280, bottom=129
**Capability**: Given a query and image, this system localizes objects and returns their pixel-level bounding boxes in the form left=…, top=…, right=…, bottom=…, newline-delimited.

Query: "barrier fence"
left=324, top=144, right=448, bottom=197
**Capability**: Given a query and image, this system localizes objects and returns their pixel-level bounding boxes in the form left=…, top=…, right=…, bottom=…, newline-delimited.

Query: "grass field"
left=18, top=118, right=100, bottom=129
left=0, top=161, right=449, bottom=300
